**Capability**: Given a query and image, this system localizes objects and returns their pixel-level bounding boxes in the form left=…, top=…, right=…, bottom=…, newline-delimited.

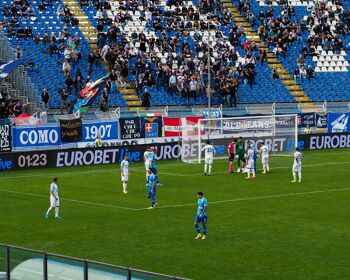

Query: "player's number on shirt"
left=85, top=125, right=112, bottom=140
left=17, top=154, right=47, bottom=168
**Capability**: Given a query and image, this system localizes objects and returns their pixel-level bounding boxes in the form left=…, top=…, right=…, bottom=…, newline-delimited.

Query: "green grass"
left=1, top=149, right=350, bottom=279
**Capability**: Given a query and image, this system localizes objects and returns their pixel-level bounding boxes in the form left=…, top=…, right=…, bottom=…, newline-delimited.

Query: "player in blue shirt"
left=149, top=149, right=161, bottom=186
left=194, top=192, right=208, bottom=240
left=147, top=169, right=158, bottom=209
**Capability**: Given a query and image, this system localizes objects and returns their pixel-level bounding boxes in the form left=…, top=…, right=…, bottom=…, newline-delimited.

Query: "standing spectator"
left=100, top=87, right=109, bottom=112
left=169, top=72, right=177, bottom=95
left=60, top=88, right=69, bottom=113
left=41, top=89, right=50, bottom=108
left=140, top=91, right=151, bottom=110
left=306, top=65, right=314, bottom=80
left=88, top=51, right=96, bottom=74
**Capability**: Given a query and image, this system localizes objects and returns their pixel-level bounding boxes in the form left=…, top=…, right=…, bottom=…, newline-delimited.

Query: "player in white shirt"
left=292, top=147, right=302, bottom=183
left=201, top=140, right=216, bottom=176
left=245, top=143, right=256, bottom=179
left=259, top=142, right=270, bottom=174
left=121, top=155, right=129, bottom=194
left=45, top=177, right=61, bottom=219
left=143, top=148, right=151, bottom=186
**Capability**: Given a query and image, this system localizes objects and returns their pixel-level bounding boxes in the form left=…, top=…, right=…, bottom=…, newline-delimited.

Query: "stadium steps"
left=227, top=4, right=313, bottom=106
left=119, top=87, right=142, bottom=108
left=61, top=0, right=98, bottom=44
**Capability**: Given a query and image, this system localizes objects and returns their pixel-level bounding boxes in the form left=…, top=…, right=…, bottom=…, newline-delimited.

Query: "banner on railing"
left=60, top=118, right=83, bottom=142
left=298, top=113, right=315, bottom=128
left=163, top=117, right=182, bottom=137
left=0, top=123, right=12, bottom=153
left=298, top=132, right=350, bottom=150
left=327, top=113, right=350, bottom=133
left=315, top=114, right=327, bottom=129
left=12, top=121, right=119, bottom=148
left=119, top=117, right=141, bottom=139
left=141, top=117, right=163, bottom=138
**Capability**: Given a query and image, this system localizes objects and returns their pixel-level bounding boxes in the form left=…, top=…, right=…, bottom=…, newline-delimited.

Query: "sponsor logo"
left=0, top=124, right=11, bottom=151
left=309, top=134, right=350, bottom=149
left=145, top=123, right=158, bottom=138
left=0, top=157, right=13, bottom=170
left=222, top=119, right=272, bottom=130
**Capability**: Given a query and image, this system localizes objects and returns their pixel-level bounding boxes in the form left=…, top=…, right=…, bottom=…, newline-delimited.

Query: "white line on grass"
left=1, top=186, right=350, bottom=212
left=134, top=187, right=350, bottom=211
left=0, top=188, right=138, bottom=211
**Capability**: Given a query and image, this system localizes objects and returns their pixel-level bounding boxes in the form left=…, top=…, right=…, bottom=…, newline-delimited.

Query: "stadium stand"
left=1, top=0, right=350, bottom=115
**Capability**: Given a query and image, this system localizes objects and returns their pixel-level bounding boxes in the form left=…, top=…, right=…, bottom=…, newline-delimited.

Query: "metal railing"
left=0, top=244, right=190, bottom=280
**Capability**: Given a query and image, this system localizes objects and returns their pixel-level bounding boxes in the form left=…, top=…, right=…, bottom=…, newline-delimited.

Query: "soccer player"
left=292, top=147, right=302, bottom=183
left=194, top=192, right=208, bottom=240
left=143, top=148, right=151, bottom=186
left=45, top=177, right=61, bottom=219
left=245, top=143, right=256, bottom=179
left=201, top=140, right=215, bottom=176
left=235, top=137, right=245, bottom=173
left=228, top=139, right=236, bottom=173
left=147, top=169, right=158, bottom=209
left=259, top=142, right=270, bottom=174
left=121, top=154, right=129, bottom=194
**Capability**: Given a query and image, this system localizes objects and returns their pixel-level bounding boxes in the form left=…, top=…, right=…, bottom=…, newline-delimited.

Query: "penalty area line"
left=134, top=187, right=350, bottom=211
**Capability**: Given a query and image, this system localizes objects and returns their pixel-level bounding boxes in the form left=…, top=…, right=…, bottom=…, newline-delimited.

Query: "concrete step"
left=279, top=73, right=292, bottom=79
left=124, top=94, right=139, bottom=100
left=286, top=85, right=301, bottom=90
left=267, top=57, right=279, bottom=63
left=127, top=100, right=142, bottom=106
left=281, top=79, right=296, bottom=85
left=295, top=96, right=309, bottom=102
left=120, top=88, right=136, bottom=94
left=291, top=90, right=305, bottom=96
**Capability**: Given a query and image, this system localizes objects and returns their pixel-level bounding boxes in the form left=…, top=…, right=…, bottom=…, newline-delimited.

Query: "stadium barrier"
left=0, top=244, right=189, bottom=280
left=1, top=132, right=349, bottom=172
left=2, top=112, right=343, bottom=152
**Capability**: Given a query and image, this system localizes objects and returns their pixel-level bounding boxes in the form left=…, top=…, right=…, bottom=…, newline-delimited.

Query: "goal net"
left=181, top=114, right=298, bottom=163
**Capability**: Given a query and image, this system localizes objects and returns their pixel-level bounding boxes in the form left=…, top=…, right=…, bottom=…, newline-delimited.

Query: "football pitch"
left=1, top=149, right=350, bottom=280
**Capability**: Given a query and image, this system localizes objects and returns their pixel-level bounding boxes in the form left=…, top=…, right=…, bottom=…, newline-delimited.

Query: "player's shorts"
left=151, top=167, right=157, bottom=174
left=194, top=215, right=208, bottom=224
left=121, top=173, right=129, bottom=181
left=147, top=187, right=157, bottom=198
left=228, top=153, right=235, bottom=161
left=262, top=155, right=269, bottom=164
left=293, top=163, right=301, bottom=172
left=247, top=159, right=255, bottom=169
left=205, top=157, right=213, bottom=164
left=50, top=195, right=59, bottom=207
left=237, top=153, right=245, bottom=161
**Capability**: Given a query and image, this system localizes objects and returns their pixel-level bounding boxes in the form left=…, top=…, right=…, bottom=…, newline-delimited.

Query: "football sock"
left=195, top=224, right=200, bottom=234
left=55, top=207, right=59, bottom=218
left=46, top=207, right=52, bottom=215
left=229, top=162, right=233, bottom=172
left=252, top=169, right=256, bottom=177
left=208, top=164, right=212, bottom=174
left=298, top=172, right=302, bottom=181
left=204, top=164, right=207, bottom=173
left=123, top=183, right=127, bottom=192
left=263, top=165, right=266, bottom=173
left=247, top=169, right=251, bottom=177
left=266, top=164, right=270, bottom=172
left=203, top=224, right=207, bottom=235
left=293, top=171, right=297, bottom=181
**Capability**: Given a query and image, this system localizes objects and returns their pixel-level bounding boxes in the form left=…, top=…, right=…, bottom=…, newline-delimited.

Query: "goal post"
left=181, top=114, right=298, bottom=163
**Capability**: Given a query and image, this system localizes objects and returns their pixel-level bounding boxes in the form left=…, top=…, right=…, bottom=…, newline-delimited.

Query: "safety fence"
left=0, top=244, right=189, bottom=280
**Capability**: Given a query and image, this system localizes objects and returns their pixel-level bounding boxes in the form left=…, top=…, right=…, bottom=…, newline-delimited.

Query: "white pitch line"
left=0, top=188, right=138, bottom=211
left=130, top=161, right=350, bottom=177
left=135, top=187, right=350, bottom=211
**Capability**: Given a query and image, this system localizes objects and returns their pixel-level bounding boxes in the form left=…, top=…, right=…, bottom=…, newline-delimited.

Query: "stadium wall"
left=1, top=132, right=350, bottom=171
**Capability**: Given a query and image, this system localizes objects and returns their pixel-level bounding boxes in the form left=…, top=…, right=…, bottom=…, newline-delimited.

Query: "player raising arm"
left=245, top=143, right=256, bottom=179
left=121, top=155, right=129, bottom=194
left=235, top=137, right=245, bottom=173
left=259, top=142, right=270, bottom=174
left=228, top=139, right=236, bottom=173
left=149, top=149, right=161, bottom=186
left=45, top=177, right=61, bottom=219
left=291, top=147, right=302, bottom=183
left=194, top=192, right=208, bottom=240
left=202, top=140, right=216, bottom=176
